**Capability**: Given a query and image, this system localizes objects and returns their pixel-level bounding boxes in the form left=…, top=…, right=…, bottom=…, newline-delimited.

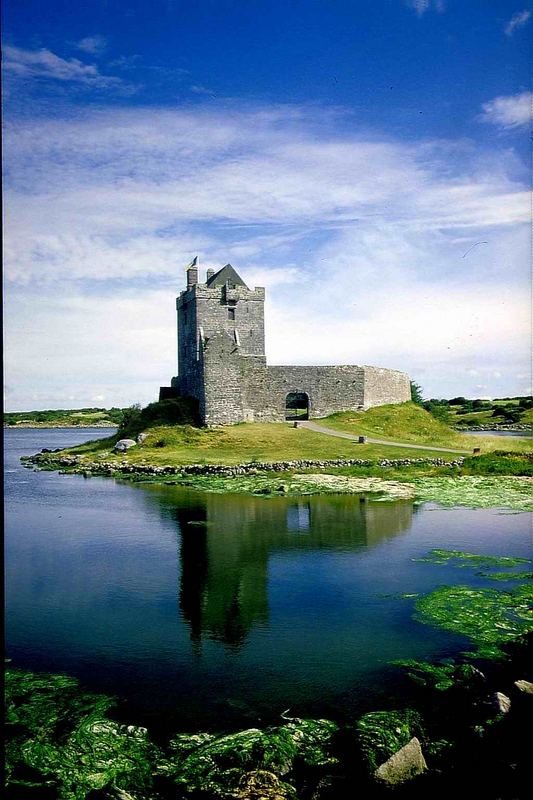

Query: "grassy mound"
left=322, top=403, right=531, bottom=453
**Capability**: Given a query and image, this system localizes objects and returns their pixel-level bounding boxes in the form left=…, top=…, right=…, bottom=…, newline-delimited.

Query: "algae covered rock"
left=163, top=718, right=338, bottom=797
left=355, top=709, right=424, bottom=774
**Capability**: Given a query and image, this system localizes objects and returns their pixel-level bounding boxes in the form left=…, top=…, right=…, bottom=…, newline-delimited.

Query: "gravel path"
left=299, top=420, right=472, bottom=455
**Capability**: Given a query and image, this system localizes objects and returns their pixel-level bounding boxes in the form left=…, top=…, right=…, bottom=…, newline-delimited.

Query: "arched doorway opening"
left=285, top=392, right=309, bottom=420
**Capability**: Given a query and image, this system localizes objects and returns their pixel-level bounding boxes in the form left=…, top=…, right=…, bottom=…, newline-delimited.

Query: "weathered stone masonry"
left=160, top=262, right=411, bottom=426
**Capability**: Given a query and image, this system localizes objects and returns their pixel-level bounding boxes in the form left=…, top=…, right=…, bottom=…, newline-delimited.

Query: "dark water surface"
left=5, top=428, right=531, bottom=733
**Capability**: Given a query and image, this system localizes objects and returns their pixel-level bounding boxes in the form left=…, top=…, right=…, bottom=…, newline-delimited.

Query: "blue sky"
left=3, top=0, right=531, bottom=409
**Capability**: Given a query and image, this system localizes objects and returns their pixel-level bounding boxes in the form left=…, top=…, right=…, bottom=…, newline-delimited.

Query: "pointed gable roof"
left=206, top=263, right=248, bottom=289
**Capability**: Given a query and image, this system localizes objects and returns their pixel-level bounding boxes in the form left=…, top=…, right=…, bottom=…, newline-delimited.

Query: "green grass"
left=66, top=422, right=458, bottom=466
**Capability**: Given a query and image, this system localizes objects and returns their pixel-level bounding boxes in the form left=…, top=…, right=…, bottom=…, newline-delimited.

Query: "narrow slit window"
left=228, top=307, right=235, bottom=321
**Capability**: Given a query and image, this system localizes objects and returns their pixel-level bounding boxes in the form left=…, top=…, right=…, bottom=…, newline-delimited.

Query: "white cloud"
left=3, top=45, right=126, bottom=90
left=190, top=84, right=215, bottom=96
left=405, top=0, right=445, bottom=16
left=3, top=103, right=530, bottom=407
left=74, top=35, right=108, bottom=55
left=505, top=10, right=531, bottom=36
left=480, top=92, right=531, bottom=129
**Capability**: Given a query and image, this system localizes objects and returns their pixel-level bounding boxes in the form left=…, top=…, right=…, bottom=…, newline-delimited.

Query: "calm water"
left=5, top=428, right=532, bottom=733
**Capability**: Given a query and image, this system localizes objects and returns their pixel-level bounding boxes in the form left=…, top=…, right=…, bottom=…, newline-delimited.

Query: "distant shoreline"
left=4, top=423, right=117, bottom=429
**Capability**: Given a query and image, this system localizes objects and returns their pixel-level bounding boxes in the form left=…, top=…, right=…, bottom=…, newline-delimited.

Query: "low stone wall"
left=25, top=453, right=464, bottom=478
left=456, top=424, right=531, bottom=432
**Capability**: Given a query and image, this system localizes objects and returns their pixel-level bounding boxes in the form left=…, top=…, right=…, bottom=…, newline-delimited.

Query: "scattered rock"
left=114, top=439, right=137, bottom=452
left=374, top=736, right=427, bottom=785
left=136, top=433, right=148, bottom=444
left=492, top=692, right=511, bottom=714
left=514, top=679, right=533, bottom=694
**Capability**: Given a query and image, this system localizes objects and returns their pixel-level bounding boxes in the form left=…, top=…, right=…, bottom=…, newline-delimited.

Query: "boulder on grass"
left=114, top=439, right=136, bottom=452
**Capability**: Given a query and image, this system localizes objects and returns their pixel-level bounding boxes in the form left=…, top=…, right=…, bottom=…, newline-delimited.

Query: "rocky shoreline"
left=24, top=452, right=465, bottom=478
left=455, top=424, right=531, bottom=432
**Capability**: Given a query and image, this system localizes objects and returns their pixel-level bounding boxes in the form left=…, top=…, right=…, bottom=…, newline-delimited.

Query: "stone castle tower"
left=160, top=260, right=411, bottom=426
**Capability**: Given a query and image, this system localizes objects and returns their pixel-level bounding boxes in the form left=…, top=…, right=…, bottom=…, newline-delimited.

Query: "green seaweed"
left=413, top=549, right=530, bottom=569
left=407, top=476, right=533, bottom=511
left=392, top=660, right=458, bottom=690
left=176, top=472, right=415, bottom=501
left=170, top=474, right=533, bottom=511
left=161, top=718, right=338, bottom=796
left=413, top=583, right=533, bottom=659
left=478, top=570, right=533, bottom=582
left=393, top=660, right=485, bottom=692
left=22, top=717, right=159, bottom=800
left=355, top=709, right=424, bottom=772
left=5, top=667, right=160, bottom=799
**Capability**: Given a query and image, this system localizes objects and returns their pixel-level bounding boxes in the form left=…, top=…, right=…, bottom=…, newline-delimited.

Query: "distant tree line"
left=410, top=382, right=532, bottom=425
left=4, top=407, right=127, bottom=426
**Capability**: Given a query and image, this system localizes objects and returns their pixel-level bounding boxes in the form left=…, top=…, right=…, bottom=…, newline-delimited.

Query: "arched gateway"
left=285, top=392, right=309, bottom=420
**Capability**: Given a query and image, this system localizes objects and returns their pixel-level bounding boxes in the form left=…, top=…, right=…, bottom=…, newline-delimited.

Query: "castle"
left=159, top=260, right=411, bottom=426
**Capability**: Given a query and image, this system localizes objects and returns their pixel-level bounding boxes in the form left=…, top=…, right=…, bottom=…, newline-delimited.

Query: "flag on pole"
left=186, top=256, right=198, bottom=270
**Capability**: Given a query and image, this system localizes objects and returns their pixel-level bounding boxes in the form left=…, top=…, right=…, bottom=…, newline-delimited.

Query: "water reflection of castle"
left=159, top=491, right=415, bottom=650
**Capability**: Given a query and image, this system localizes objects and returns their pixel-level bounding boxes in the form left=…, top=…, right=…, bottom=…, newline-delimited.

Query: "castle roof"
left=206, top=264, right=248, bottom=289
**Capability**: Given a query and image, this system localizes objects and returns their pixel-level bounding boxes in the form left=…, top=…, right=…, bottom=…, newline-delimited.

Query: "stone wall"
left=247, top=364, right=366, bottom=422
left=199, top=348, right=409, bottom=425
left=202, top=333, right=267, bottom=426
left=362, top=365, right=411, bottom=407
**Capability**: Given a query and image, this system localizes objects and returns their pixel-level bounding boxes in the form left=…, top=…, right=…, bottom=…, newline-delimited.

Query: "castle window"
left=228, top=307, right=235, bottom=321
